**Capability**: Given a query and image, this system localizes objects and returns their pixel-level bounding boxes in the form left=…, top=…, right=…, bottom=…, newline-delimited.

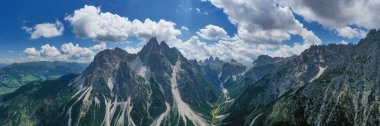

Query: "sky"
left=0, top=0, right=378, bottom=64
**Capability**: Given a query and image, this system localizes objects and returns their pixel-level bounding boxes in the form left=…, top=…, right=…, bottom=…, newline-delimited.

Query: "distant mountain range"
left=0, top=63, right=8, bottom=68
left=1, top=30, right=380, bottom=126
left=0, top=61, right=88, bottom=94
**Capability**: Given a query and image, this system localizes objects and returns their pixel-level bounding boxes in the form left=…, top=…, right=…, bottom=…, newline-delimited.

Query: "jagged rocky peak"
left=82, top=47, right=130, bottom=79
left=229, top=58, right=243, bottom=65
left=252, top=55, right=285, bottom=67
left=223, top=30, right=380, bottom=125
left=235, top=29, right=380, bottom=126
left=218, top=58, right=246, bottom=86
left=72, top=47, right=138, bottom=99
left=363, top=29, right=380, bottom=40
left=138, top=37, right=160, bottom=57
left=203, top=56, right=224, bottom=65
left=230, top=58, right=237, bottom=63
left=222, top=59, right=246, bottom=74
left=357, top=29, right=380, bottom=48
left=138, top=37, right=180, bottom=66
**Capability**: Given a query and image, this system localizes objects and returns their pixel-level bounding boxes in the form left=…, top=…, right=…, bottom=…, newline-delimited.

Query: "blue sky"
left=0, top=0, right=375, bottom=64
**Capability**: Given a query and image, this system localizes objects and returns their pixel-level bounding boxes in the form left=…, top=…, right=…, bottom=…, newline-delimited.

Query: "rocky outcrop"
left=224, top=30, right=378, bottom=126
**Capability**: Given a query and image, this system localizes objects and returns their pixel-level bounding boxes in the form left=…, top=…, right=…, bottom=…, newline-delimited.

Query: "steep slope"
left=0, top=74, right=77, bottom=126
left=199, top=57, right=246, bottom=88
left=223, top=30, right=378, bottom=125
left=64, top=38, right=220, bottom=126
left=224, top=41, right=354, bottom=125
left=0, top=38, right=220, bottom=126
left=0, top=61, right=87, bottom=94
left=208, top=55, right=287, bottom=125
left=256, top=29, right=380, bottom=126
left=227, top=55, right=288, bottom=99
left=218, top=59, right=246, bottom=88
left=199, top=56, right=224, bottom=87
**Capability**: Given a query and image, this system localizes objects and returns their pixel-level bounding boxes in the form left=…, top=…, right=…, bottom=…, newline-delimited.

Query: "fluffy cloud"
left=195, top=8, right=201, bottom=13
left=65, top=5, right=181, bottom=42
left=22, top=2, right=340, bottom=64
left=61, top=43, right=95, bottom=59
left=181, top=26, right=189, bottom=31
left=63, top=4, right=317, bottom=63
left=131, top=19, right=181, bottom=42
left=65, top=5, right=131, bottom=41
left=197, top=25, right=229, bottom=40
left=280, top=0, right=380, bottom=29
left=170, top=36, right=311, bottom=64
left=24, top=48, right=40, bottom=56
left=23, top=20, right=64, bottom=39
left=339, top=40, right=349, bottom=45
left=23, top=43, right=106, bottom=61
left=124, top=47, right=142, bottom=54
left=171, top=0, right=322, bottom=64
left=90, top=42, right=107, bottom=51
left=207, top=0, right=320, bottom=46
left=336, top=26, right=366, bottom=38
left=279, top=0, right=380, bottom=38
left=39, top=44, right=61, bottom=57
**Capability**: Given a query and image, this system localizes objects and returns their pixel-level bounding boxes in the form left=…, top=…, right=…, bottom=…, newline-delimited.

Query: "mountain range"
left=0, top=63, right=8, bottom=68
left=1, top=29, right=380, bottom=126
left=0, top=61, right=88, bottom=94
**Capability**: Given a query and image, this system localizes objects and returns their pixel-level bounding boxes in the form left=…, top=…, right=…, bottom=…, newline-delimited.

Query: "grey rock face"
left=228, top=55, right=288, bottom=96
left=199, top=57, right=248, bottom=88
left=3, top=29, right=380, bottom=126
left=267, top=29, right=380, bottom=126
left=64, top=37, right=219, bottom=126
left=218, top=59, right=246, bottom=88
left=203, top=56, right=224, bottom=65
left=224, top=30, right=379, bottom=126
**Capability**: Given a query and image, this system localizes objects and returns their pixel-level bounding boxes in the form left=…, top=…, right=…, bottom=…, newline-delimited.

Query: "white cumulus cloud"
left=24, top=48, right=40, bottom=56
left=131, top=19, right=181, bottom=42
left=23, top=20, right=64, bottom=39
left=61, top=43, right=95, bottom=59
left=278, top=0, right=379, bottom=38
left=23, top=42, right=107, bottom=61
left=170, top=35, right=312, bottom=64
left=174, top=0, right=322, bottom=64
left=336, top=26, right=366, bottom=38
left=205, top=0, right=321, bottom=47
left=65, top=5, right=181, bottom=43
left=197, top=25, right=229, bottom=40
left=181, top=26, right=189, bottom=31
left=39, top=44, right=61, bottom=57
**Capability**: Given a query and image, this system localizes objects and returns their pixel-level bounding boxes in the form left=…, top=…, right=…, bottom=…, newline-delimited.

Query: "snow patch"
left=309, top=66, right=327, bottom=82
left=170, top=60, right=208, bottom=126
